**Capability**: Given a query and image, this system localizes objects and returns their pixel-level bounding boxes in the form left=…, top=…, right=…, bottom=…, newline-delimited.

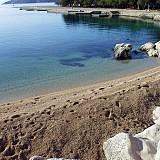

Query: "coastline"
left=19, top=6, right=160, bottom=20
left=0, top=5, right=159, bottom=105
left=0, top=66, right=160, bottom=159
left=0, top=62, right=159, bottom=105
left=0, top=6, right=160, bottom=159
left=1, top=66, right=160, bottom=119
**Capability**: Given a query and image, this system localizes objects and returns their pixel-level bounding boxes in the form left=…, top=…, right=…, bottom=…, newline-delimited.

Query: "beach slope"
left=0, top=67, right=160, bottom=160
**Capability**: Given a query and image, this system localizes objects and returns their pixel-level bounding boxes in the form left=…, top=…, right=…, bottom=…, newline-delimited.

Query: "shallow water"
left=0, top=6, right=160, bottom=103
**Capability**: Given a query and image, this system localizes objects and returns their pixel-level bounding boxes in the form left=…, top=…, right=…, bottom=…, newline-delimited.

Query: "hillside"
left=3, top=0, right=58, bottom=4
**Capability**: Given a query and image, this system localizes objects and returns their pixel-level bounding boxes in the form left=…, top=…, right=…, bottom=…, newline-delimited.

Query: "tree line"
left=60, top=0, right=160, bottom=9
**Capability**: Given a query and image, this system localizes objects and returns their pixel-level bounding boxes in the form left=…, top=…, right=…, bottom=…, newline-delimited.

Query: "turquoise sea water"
left=0, top=6, right=160, bottom=103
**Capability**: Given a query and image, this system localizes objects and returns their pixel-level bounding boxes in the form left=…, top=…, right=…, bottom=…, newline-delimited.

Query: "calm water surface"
left=0, top=6, right=160, bottom=102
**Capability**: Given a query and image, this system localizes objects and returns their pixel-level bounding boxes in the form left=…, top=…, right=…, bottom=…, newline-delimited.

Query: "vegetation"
left=60, top=0, right=160, bottom=9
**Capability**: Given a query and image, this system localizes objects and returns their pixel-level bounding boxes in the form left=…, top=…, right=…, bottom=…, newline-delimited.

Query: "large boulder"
left=103, top=132, right=157, bottom=160
left=114, top=43, right=132, bottom=60
left=103, top=106, right=160, bottom=160
left=139, top=42, right=155, bottom=52
left=135, top=124, right=160, bottom=143
left=139, top=42, right=160, bottom=57
left=103, top=132, right=138, bottom=160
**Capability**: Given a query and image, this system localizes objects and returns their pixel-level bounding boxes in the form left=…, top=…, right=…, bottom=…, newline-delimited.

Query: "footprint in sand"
left=0, top=136, right=7, bottom=153
left=99, top=87, right=105, bottom=91
left=46, top=111, right=51, bottom=115
left=4, top=119, right=8, bottom=123
left=11, top=114, right=20, bottom=119
left=2, top=146, right=15, bottom=157
left=72, top=102, right=79, bottom=106
left=63, top=105, right=67, bottom=109
left=115, top=101, right=120, bottom=107
left=34, top=97, right=40, bottom=101
left=69, top=110, right=74, bottom=113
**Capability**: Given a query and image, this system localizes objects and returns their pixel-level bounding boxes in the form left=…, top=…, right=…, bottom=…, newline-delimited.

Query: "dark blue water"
left=0, top=6, right=160, bottom=103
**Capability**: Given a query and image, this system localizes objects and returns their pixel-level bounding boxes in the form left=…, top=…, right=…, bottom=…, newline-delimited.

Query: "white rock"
left=139, top=42, right=155, bottom=52
left=137, top=138, right=157, bottom=160
left=155, top=41, right=160, bottom=57
left=103, top=132, right=133, bottom=160
left=29, top=156, right=45, bottom=160
left=155, top=141, right=160, bottom=160
left=114, top=43, right=132, bottom=60
left=147, top=49, right=159, bottom=57
left=140, top=14, right=154, bottom=19
left=153, top=107, right=160, bottom=125
left=29, top=156, right=75, bottom=160
left=135, top=124, right=160, bottom=142
left=155, top=41, right=160, bottom=50
left=104, top=106, right=160, bottom=160
left=114, top=43, right=124, bottom=50
left=103, top=132, right=157, bottom=160
left=154, top=15, right=160, bottom=21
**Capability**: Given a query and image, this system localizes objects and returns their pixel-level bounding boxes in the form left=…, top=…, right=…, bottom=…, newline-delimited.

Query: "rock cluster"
left=114, top=41, right=160, bottom=60
left=114, top=43, right=132, bottom=60
left=103, top=106, right=160, bottom=160
left=139, top=41, right=160, bottom=57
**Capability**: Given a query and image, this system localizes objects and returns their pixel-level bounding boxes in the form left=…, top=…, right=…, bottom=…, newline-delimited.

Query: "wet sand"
left=0, top=66, right=160, bottom=159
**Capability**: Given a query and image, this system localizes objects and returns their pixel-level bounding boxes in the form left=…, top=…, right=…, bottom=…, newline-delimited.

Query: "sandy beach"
left=0, top=66, right=160, bottom=159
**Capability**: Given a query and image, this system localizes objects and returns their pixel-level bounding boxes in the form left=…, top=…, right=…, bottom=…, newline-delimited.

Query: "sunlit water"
left=0, top=5, right=160, bottom=103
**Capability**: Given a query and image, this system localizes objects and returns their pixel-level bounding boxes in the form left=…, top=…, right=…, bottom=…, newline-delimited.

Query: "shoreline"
left=19, top=6, right=160, bottom=20
left=0, top=64, right=159, bottom=105
left=0, top=5, right=157, bottom=105
left=0, top=66, right=160, bottom=120
left=0, top=65, right=159, bottom=104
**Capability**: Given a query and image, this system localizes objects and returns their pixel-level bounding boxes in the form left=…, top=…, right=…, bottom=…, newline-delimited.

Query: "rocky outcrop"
left=103, top=106, right=160, bottom=160
left=139, top=42, right=160, bottom=57
left=114, top=41, right=160, bottom=60
left=139, top=42, right=155, bottom=52
left=114, top=43, right=132, bottom=60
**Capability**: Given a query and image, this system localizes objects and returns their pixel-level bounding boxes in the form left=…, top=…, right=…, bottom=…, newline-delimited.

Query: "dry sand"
left=0, top=66, right=160, bottom=160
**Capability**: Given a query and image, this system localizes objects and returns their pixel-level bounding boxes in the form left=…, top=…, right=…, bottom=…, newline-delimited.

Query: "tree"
left=60, top=0, right=160, bottom=9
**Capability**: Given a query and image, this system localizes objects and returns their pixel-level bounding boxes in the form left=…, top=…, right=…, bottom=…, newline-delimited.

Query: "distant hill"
left=3, top=0, right=59, bottom=4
